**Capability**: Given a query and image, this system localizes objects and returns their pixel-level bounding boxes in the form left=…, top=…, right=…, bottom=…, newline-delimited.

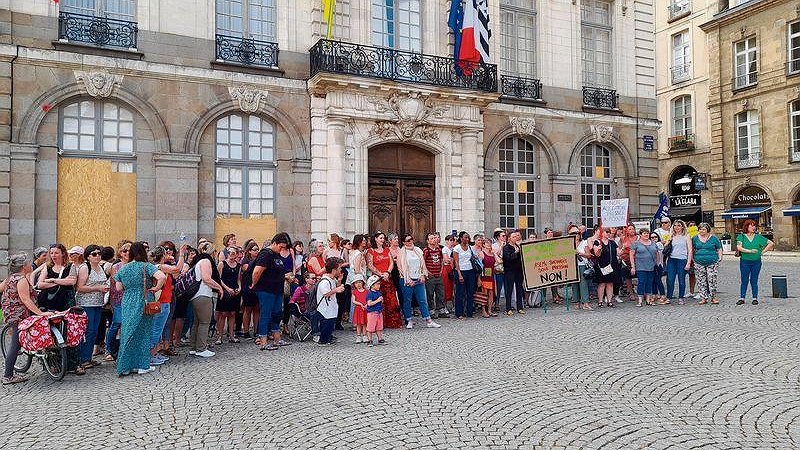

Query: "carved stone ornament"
left=590, top=124, right=614, bottom=143
left=229, top=87, right=268, bottom=113
left=75, top=70, right=123, bottom=98
left=368, top=92, right=449, bottom=142
left=509, top=117, right=536, bottom=136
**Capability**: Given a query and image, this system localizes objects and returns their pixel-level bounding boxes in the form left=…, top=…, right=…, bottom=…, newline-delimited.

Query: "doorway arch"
left=368, top=143, right=435, bottom=243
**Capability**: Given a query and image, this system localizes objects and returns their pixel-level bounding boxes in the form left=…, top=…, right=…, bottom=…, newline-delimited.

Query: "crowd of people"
left=1, top=217, right=774, bottom=384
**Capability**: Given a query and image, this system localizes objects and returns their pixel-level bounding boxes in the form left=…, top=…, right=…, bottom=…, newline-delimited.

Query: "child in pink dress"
left=350, top=274, right=368, bottom=343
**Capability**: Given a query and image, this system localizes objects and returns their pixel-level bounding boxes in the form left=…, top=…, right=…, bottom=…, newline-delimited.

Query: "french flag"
left=448, top=0, right=492, bottom=76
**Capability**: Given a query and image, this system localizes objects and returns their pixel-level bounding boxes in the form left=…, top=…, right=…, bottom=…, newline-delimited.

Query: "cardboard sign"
left=600, top=198, right=629, bottom=227
left=520, top=236, right=579, bottom=290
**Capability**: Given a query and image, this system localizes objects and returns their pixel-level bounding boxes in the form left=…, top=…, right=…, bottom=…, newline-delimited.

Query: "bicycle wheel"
left=42, top=346, right=67, bottom=381
left=0, top=324, right=33, bottom=373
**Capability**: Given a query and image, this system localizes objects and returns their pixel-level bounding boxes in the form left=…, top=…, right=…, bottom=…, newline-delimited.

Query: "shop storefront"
left=722, top=185, right=773, bottom=240
left=782, top=189, right=800, bottom=247
left=668, top=165, right=703, bottom=224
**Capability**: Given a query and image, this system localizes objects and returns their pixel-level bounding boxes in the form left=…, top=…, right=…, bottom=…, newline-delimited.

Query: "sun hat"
left=67, top=246, right=84, bottom=255
left=350, top=273, right=366, bottom=285
left=366, top=275, right=382, bottom=289
left=660, top=217, right=671, bottom=223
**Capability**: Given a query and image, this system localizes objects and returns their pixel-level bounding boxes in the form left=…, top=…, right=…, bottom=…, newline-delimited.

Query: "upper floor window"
left=216, top=0, right=277, bottom=42
left=499, top=0, right=537, bottom=78
left=734, top=37, right=757, bottom=89
left=61, top=0, right=135, bottom=21
left=789, top=21, right=800, bottom=74
left=668, top=0, right=690, bottom=20
left=59, top=100, right=134, bottom=155
left=672, top=95, right=692, bottom=138
left=215, top=114, right=276, bottom=217
left=671, top=31, right=691, bottom=83
left=498, top=137, right=537, bottom=237
left=371, top=0, right=421, bottom=52
left=581, top=0, right=612, bottom=88
left=735, top=110, right=760, bottom=169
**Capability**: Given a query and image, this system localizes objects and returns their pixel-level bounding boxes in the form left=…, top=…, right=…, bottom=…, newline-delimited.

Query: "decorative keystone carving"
left=368, top=92, right=449, bottom=142
left=75, top=70, right=123, bottom=98
left=229, top=87, right=269, bottom=113
left=509, top=117, right=536, bottom=136
left=590, top=124, right=614, bottom=143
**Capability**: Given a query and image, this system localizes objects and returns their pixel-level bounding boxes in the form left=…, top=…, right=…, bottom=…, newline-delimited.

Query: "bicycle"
left=1, top=312, right=69, bottom=381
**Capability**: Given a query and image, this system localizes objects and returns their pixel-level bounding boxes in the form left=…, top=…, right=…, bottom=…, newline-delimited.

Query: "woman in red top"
left=480, top=239, right=497, bottom=318
left=618, top=224, right=638, bottom=302
left=366, top=232, right=403, bottom=328
left=306, top=240, right=326, bottom=277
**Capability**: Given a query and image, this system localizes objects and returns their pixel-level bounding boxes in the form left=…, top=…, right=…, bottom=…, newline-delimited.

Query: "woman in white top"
left=451, top=231, right=478, bottom=319
left=188, top=245, right=225, bottom=357
left=665, top=219, right=694, bottom=304
left=74, top=244, right=109, bottom=373
left=396, top=234, right=440, bottom=329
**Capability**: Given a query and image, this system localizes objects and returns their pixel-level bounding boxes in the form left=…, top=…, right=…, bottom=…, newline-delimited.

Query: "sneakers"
left=406, top=321, right=414, bottom=329
left=752, top=299, right=759, bottom=305
left=149, top=355, right=166, bottom=366
left=366, top=341, right=375, bottom=347
left=355, top=335, right=362, bottom=344
left=312, top=335, right=320, bottom=343
left=426, top=320, right=441, bottom=328
left=736, top=299, right=745, bottom=305
left=192, top=349, right=215, bottom=358
left=613, top=295, right=623, bottom=303
left=318, top=341, right=334, bottom=347
left=137, top=366, right=156, bottom=375
left=693, top=293, right=702, bottom=300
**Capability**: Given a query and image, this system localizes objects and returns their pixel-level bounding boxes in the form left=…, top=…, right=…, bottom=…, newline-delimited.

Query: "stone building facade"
left=700, top=0, right=800, bottom=249
left=0, top=0, right=659, bottom=266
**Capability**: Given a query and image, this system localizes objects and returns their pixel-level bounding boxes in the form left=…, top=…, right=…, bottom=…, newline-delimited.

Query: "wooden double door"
left=368, top=143, right=436, bottom=244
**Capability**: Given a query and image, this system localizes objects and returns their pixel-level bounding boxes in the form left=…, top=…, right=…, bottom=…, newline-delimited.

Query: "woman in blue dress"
left=113, top=242, right=166, bottom=376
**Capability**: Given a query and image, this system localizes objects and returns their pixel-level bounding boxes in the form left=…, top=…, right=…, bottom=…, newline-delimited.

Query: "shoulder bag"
left=143, top=266, right=161, bottom=316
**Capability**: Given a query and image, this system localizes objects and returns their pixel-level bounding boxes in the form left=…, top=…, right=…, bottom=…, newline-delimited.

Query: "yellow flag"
left=322, top=0, right=336, bottom=39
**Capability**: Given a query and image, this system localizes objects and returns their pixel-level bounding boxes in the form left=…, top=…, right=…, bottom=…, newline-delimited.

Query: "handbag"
left=582, top=264, right=595, bottom=279
left=469, top=248, right=483, bottom=273
left=662, top=241, right=673, bottom=259
left=600, top=264, right=614, bottom=276
left=142, top=267, right=161, bottom=316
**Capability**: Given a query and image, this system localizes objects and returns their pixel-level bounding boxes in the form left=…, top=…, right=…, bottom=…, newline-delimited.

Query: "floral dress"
left=2, top=273, right=34, bottom=325
left=367, top=247, right=403, bottom=329
left=115, top=261, right=158, bottom=374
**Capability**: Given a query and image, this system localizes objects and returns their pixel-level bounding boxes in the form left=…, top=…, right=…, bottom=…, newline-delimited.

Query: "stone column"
left=326, top=117, right=347, bottom=235
left=153, top=152, right=202, bottom=243
left=9, top=143, right=38, bottom=252
left=309, top=97, right=328, bottom=239
left=460, top=130, right=481, bottom=232
left=0, top=142, right=9, bottom=276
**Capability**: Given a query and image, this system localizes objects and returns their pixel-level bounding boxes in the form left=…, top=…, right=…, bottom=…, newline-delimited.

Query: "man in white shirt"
left=316, top=257, right=344, bottom=346
left=655, top=217, right=671, bottom=244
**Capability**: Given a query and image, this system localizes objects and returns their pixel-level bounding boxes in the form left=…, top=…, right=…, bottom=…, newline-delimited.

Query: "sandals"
left=2, top=375, right=28, bottom=385
left=73, top=366, right=86, bottom=376
left=214, top=337, right=223, bottom=346
left=228, top=337, right=241, bottom=343
left=260, top=343, right=279, bottom=351
left=711, top=298, right=719, bottom=305
left=104, top=354, right=115, bottom=362
left=277, top=340, right=291, bottom=347
left=698, top=299, right=708, bottom=305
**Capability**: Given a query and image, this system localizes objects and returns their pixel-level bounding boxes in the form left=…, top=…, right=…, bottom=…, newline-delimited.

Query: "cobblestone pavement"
left=1, top=258, right=799, bottom=449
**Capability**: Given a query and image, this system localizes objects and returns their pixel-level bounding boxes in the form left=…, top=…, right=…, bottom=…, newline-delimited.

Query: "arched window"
left=59, top=100, right=135, bottom=158
left=498, top=137, right=536, bottom=236
left=580, top=143, right=612, bottom=228
left=215, top=114, right=276, bottom=217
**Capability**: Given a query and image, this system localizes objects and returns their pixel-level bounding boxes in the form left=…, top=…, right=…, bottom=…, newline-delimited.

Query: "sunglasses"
left=404, top=238, right=413, bottom=243
left=120, top=249, right=130, bottom=253
left=89, top=251, right=102, bottom=257
left=249, top=247, right=259, bottom=252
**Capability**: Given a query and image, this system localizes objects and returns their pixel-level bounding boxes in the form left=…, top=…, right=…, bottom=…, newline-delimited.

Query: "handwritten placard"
left=520, top=236, right=578, bottom=290
left=600, top=198, right=629, bottom=228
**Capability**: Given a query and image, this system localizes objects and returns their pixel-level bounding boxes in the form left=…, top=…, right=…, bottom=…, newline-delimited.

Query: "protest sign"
left=520, top=236, right=578, bottom=290
left=600, top=198, right=629, bottom=227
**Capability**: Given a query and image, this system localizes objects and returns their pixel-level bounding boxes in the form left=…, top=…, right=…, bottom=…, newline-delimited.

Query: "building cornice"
left=699, top=0, right=785, bottom=32
left=0, top=44, right=307, bottom=94
left=487, top=102, right=661, bottom=129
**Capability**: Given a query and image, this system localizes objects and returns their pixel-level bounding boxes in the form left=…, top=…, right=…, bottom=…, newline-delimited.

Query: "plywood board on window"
left=214, top=216, right=277, bottom=250
left=57, top=157, right=137, bottom=248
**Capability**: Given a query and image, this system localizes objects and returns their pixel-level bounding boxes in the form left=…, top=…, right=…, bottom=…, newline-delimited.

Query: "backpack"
left=173, top=265, right=202, bottom=303
left=306, top=277, right=334, bottom=314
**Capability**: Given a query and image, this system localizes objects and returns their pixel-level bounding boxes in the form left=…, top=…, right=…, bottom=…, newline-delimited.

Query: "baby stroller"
left=285, top=301, right=313, bottom=342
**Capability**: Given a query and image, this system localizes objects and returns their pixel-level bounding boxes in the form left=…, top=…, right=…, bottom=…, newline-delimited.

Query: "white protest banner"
left=600, top=198, right=629, bottom=227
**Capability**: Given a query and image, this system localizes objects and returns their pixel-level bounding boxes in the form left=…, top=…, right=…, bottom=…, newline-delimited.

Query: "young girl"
left=365, top=275, right=385, bottom=347
left=350, top=274, right=368, bottom=343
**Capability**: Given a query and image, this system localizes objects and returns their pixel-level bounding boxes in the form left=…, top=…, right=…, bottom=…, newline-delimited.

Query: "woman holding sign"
left=502, top=230, right=526, bottom=315
left=592, top=228, right=620, bottom=308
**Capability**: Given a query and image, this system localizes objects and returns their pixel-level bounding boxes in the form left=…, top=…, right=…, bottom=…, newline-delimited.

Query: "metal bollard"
left=772, top=275, right=788, bottom=299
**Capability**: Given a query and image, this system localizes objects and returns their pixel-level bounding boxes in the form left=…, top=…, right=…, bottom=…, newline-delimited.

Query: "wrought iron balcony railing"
left=309, top=39, right=498, bottom=92
left=215, top=34, right=279, bottom=68
left=582, top=86, right=619, bottom=110
left=668, top=1, right=691, bottom=20
left=790, top=146, right=800, bottom=163
left=58, top=11, right=138, bottom=49
left=736, top=152, right=761, bottom=169
left=500, top=75, right=542, bottom=101
left=668, top=134, right=695, bottom=152
left=671, top=63, right=691, bottom=83
left=789, top=59, right=800, bottom=75
left=733, top=71, right=757, bottom=90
